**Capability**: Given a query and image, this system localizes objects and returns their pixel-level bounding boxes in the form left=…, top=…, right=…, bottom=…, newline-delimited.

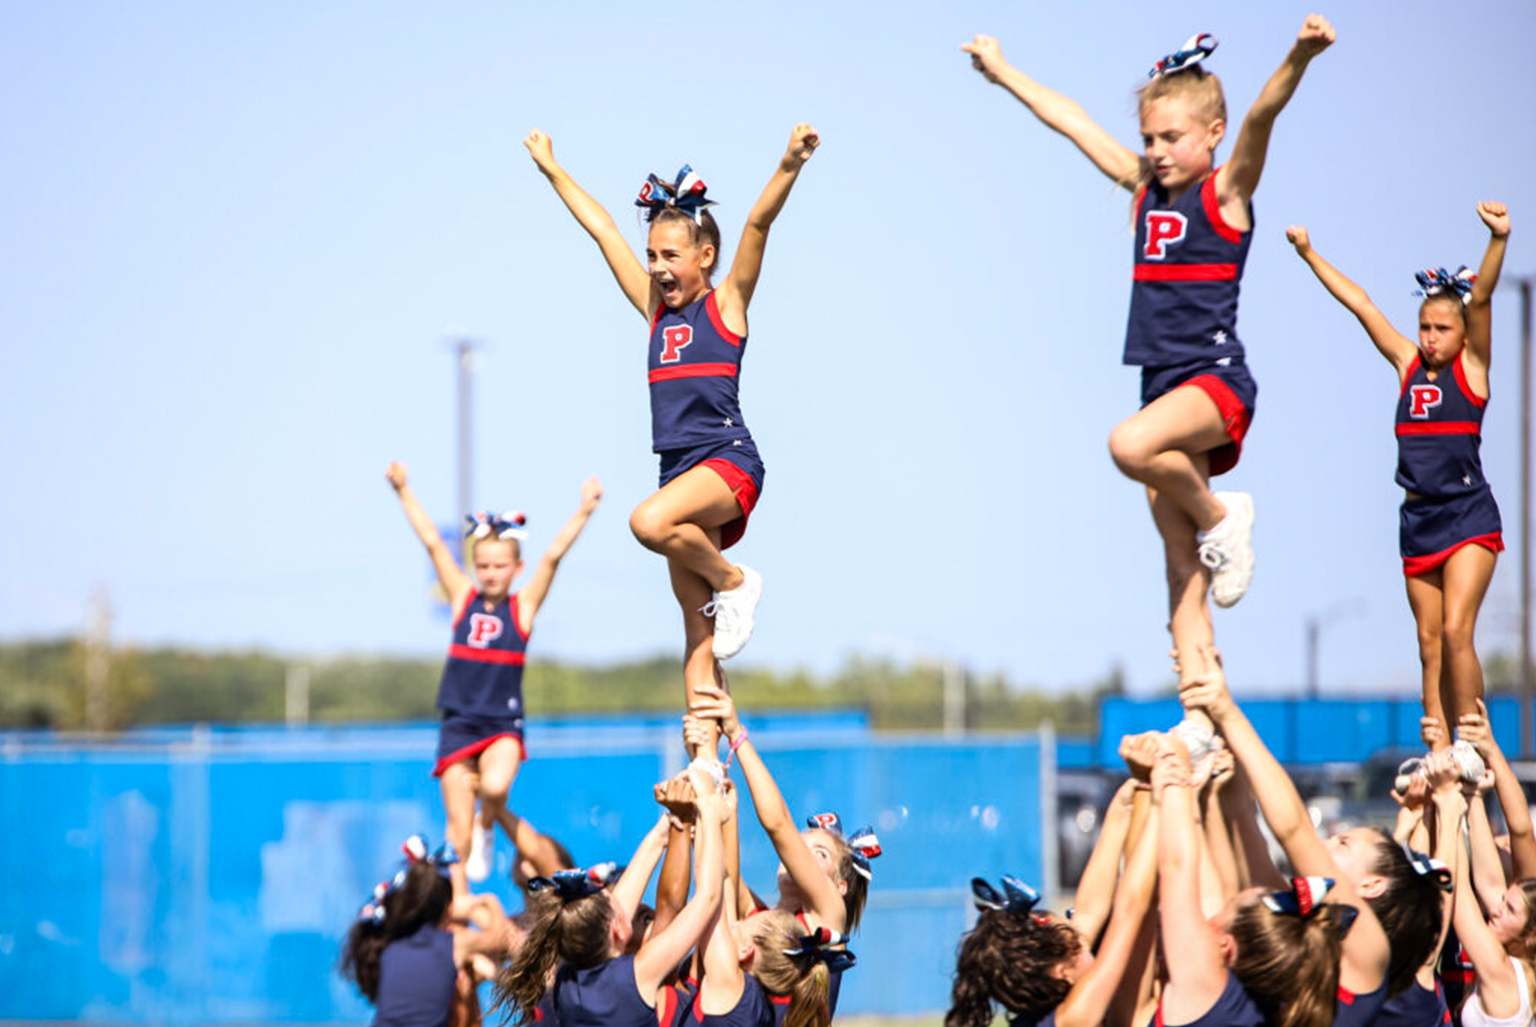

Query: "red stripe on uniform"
left=648, top=362, right=738, bottom=383
left=1201, top=170, right=1243, bottom=244
left=447, top=645, right=526, bottom=665
left=1132, top=263, right=1238, bottom=281
left=1395, top=421, right=1481, bottom=436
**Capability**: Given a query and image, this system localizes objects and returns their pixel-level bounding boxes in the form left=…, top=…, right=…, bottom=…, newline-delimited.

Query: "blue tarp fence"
left=0, top=717, right=1049, bottom=1022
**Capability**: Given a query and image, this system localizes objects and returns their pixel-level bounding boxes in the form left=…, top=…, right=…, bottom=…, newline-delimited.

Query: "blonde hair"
left=750, top=910, right=834, bottom=1027
left=1229, top=896, right=1345, bottom=1027
left=1127, top=68, right=1229, bottom=195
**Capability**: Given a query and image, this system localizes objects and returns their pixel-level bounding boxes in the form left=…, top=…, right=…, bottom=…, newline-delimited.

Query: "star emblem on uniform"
left=722, top=417, right=734, bottom=427
left=1212, top=330, right=1229, bottom=345
left=732, top=439, right=742, bottom=446
left=1464, top=475, right=1473, bottom=486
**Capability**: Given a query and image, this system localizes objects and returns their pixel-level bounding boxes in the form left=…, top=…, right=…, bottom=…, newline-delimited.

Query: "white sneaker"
left=1197, top=492, right=1255, bottom=609
left=702, top=565, right=762, bottom=661
left=465, top=818, right=494, bottom=883
left=1451, top=740, right=1487, bottom=785
left=1170, top=718, right=1217, bottom=766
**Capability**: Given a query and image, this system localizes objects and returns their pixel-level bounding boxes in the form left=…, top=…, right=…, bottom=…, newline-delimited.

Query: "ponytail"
left=749, top=910, right=838, bottom=1027
left=944, top=908, right=1077, bottom=1027
left=1230, top=898, right=1344, bottom=1027
left=1361, top=830, right=1445, bottom=996
left=494, top=887, right=614, bottom=1025
left=340, top=861, right=452, bottom=1004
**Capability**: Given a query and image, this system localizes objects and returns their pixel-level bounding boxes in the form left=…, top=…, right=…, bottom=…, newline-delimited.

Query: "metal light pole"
left=1513, top=276, right=1534, bottom=756
left=1304, top=600, right=1364, bottom=699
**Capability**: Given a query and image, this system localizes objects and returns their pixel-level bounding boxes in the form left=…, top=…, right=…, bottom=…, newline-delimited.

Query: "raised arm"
left=1449, top=764, right=1523, bottom=1012
left=713, top=125, right=819, bottom=330
left=386, top=462, right=473, bottom=609
left=1464, top=202, right=1511, bottom=370
left=1423, top=754, right=1467, bottom=988
left=1460, top=700, right=1536, bottom=879
left=1069, top=773, right=1140, bottom=947
left=514, top=476, right=602, bottom=635
left=633, top=766, right=727, bottom=996
left=1216, top=15, right=1334, bottom=211
left=1055, top=789, right=1162, bottom=1027
left=1152, top=735, right=1231, bottom=1025
left=523, top=129, right=656, bottom=319
left=650, top=775, right=695, bottom=941
left=610, top=814, right=672, bottom=926
left=1180, top=647, right=1390, bottom=994
left=688, top=682, right=846, bottom=929
left=961, top=35, right=1140, bottom=188
left=1286, top=226, right=1419, bottom=375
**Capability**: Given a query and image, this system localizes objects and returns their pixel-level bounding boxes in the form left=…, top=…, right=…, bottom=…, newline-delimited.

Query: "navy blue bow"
left=972, top=874, right=1042, bottom=915
left=403, top=834, right=459, bottom=877
left=1402, top=844, right=1453, bottom=892
left=782, top=926, right=858, bottom=972
left=465, top=510, right=527, bottom=541
left=528, top=862, right=619, bottom=899
left=1149, top=33, right=1218, bottom=78
left=636, top=165, right=716, bottom=224
left=805, top=812, right=883, bottom=880
left=1414, top=266, right=1476, bottom=302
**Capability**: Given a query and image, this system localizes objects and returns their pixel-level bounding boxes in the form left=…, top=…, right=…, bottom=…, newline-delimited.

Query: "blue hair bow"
left=1149, top=33, right=1218, bottom=78
left=1413, top=266, right=1476, bottom=303
left=465, top=510, right=527, bottom=542
left=528, top=861, right=619, bottom=899
left=1262, top=876, right=1358, bottom=936
left=971, top=875, right=1042, bottom=915
left=636, top=165, right=717, bottom=225
left=1402, top=843, right=1453, bottom=892
left=782, top=926, right=858, bottom=972
left=805, top=812, right=883, bottom=880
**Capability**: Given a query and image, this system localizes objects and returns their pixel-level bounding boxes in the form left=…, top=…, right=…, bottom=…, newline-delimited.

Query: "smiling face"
left=1419, top=296, right=1468, bottom=367
left=1140, top=95, right=1223, bottom=194
left=647, top=217, right=715, bottom=310
left=471, top=538, right=521, bottom=601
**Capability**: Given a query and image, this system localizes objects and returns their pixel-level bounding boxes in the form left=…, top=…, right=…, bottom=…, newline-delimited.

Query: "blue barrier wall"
left=0, top=721, right=1045, bottom=1022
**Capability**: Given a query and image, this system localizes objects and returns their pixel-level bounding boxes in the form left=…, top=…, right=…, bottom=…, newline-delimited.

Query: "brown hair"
left=495, top=888, right=615, bottom=1025
left=750, top=910, right=834, bottom=1027
left=807, top=828, right=870, bottom=933
left=649, top=207, right=723, bottom=281
left=1361, top=830, right=1446, bottom=996
left=340, top=862, right=452, bottom=1003
left=1419, top=293, right=1469, bottom=330
left=1228, top=897, right=1345, bottom=1027
left=945, top=908, right=1079, bottom=1027
left=1504, top=879, right=1536, bottom=960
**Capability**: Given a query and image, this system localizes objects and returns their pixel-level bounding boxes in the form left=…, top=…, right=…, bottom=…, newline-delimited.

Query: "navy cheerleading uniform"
left=1374, top=979, right=1451, bottom=1027
left=1149, top=973, right=1265, bottom=1027
left=550, top=954, right=658, bottom=1027
left=649, top=291, right=764, bottom=549
left=373, top=924, right=455, bottom=1027
left=686, top=976, right=775, bottom=1027
left=1127, top=170, right=1258, bottom=476
left=1395, top=352, right=1503, bottom=577
left=432, top=590, right=528, bottom=776
left=1335, top=980, right=1390, bottom=1027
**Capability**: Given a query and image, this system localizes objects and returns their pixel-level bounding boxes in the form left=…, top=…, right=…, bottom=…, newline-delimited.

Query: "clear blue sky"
left=4, top=0, right=1535, bottom=698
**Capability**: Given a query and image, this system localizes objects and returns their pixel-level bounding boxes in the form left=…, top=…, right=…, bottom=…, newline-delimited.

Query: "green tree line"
left=0, top=638, right=1122, bottom=734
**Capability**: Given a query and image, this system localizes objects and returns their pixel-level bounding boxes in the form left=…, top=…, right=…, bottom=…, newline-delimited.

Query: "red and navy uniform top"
left=648, top=291, right=751, bottom=453
left=1125, top=170, right=1252, bottom=369
left=1374, top=979, right=1452, bottom=1027
left=373, top=924, right=455, bottom=1027
left=1335, top=979, right=1389, bottom=1027
left=1395, top=352, right=1489, bottom=498
left=551, top=954, right=657, bottom=1027
left=435, top=590, right=528, bottom=721
left=1149, top=973, right=1264, bottom=1027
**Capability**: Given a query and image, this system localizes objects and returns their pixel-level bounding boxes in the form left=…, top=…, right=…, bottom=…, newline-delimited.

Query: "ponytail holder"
left=635, top=165, right=717, bottom=225
left=357, top=879, right=391, bottom=925
left=1402, top=843, right=1453, bottom=892
left=1149, top=33, right=1217, bottom=78
left=972, top=874, right=1042, bottom=915
left=465, top=510, right=528, bottom=542
left=1262, top=876, right=1358, bottom=936
left=402, top=834, right=460, bottom=877
left=782, top=926, right=858, bottom=973
left=528, top=861, right=619, bottom=899
left=1413, top=266, right=1477, bottom=304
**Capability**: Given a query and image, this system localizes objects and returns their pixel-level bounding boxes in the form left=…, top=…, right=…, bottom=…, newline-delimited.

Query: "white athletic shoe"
left=1170, top=718, right=1218, bottom=765
left=703, top=565, right=762, bottom=661
left=1395, top=755, right=1426, bottom=794
left=1450, top=740, right=1488, bottom=785
left=1197, top=492, right=1255, bottom=609
left=465, top=818, right=494, bottom=883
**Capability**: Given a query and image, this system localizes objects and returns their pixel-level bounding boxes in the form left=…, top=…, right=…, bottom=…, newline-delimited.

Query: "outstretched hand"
left=1477, top=201, right=1511, bottom=238
left=1293, top=14, right=1336, bottom=59
left=385, top=461, right=408, bottom=491
left=1285, top=225, right=1312, bottom=254
left=782, top=124, right=820, bottom=170
left=961, top=35, right=1006, bottom=83
left=1119, top=731, right=1160, bottom=784
left=1176, top=645, right=1236, bottom=721
left=689, top=680, right=742, bottom=739
left=1458, top=701, right=1495, bottom=758
left=523, top=129, right=555, bottom=170
left=579, top=476, right=603, bottom=513
left=1420, top=716, right=1447, bottom=751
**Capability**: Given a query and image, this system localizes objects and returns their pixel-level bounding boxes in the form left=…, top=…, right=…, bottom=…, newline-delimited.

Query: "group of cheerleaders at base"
left=343, top=9, right=1520, bottom=1027
left=342, top=672, right=878, bottom=1027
